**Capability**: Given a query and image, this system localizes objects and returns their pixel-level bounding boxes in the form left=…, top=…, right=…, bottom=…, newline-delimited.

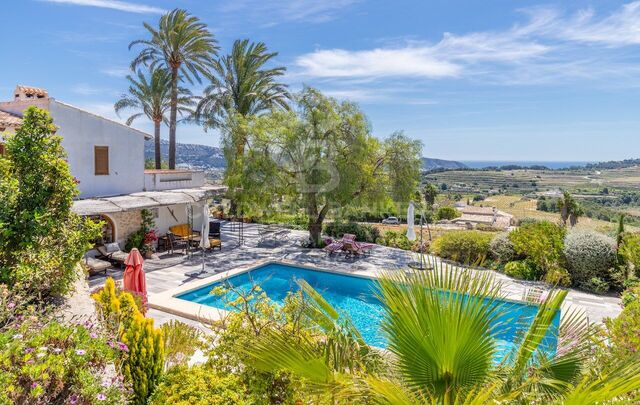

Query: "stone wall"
left=107, top=210, right=141, bottom=246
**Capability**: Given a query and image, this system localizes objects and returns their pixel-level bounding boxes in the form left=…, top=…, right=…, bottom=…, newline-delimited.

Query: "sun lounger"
left=323, top=237, right=343, bottom=254
left=96, top=243, right=128, bottom=267
left=85, top=255, right=112, bottom=275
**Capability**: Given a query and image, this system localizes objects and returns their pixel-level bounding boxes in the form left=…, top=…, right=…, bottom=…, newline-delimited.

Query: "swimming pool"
left=176, top=262, right=560, bottom=357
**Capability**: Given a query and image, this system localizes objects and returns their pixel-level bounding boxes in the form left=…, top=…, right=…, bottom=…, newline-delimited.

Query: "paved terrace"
left=88, top=222, right=623, bottom=325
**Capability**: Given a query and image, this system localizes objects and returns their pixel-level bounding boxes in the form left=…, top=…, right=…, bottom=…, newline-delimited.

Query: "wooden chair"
left=167, top=232, right=189, bottom=255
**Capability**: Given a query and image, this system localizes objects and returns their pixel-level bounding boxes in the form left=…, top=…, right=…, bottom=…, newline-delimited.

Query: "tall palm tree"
left=114, top=68, right=194, bottom=169
left=558, top=191, right=583, bottom=227
left=196, top=39, right=290, bottom=173
left=244, top=263, right=640, bottom=403
left=129, top=9, right=218, bottom=169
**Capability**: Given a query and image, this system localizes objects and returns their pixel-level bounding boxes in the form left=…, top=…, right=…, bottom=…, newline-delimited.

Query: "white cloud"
left=297, top=48, right=461, bottom=79
left=101, top=67, right=130, bottom=78
left=40, top=0, right=165, bottom=14
left=540, top=2, right=640, bottom=46
left=220, top=0, right=359, bottom=25
left=295, top=2, right=640, bottom=85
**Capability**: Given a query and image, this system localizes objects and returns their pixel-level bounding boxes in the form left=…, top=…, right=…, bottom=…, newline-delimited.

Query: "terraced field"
left=425, top=166, right=640, bottom=194
left=477, top=195, right=637, bottom=233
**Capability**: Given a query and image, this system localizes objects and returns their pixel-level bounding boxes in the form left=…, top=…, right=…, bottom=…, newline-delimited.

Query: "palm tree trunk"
left=168, top=66, right=179, bottom=170
left=154, top=120, right=161, bottom=169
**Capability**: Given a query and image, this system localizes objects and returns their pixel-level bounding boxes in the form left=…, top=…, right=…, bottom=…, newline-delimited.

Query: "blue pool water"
left=177, top=263, right=559, bottom=358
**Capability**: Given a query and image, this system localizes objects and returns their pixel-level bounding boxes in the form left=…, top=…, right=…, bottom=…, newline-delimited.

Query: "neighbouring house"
left=451, top=205, right=515, bottom=230
left=0, top=85, right=225, bottom=247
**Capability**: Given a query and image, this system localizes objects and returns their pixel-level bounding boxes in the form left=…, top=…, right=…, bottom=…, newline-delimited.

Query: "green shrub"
left=582, top=277, right=610, bottom=295
left=504, top=260, right=543, bottom=281
left=125, top=208, right=155, bottom=252
left=544, top=267, right=571, bottom=286
left=509, top=221, right=566, bottom=275
left=378, top=230, right=413, bottom=250
left=563, top=230, right=616, bottom=291
left=0, top=106, right=101, bottom=296
left=122, top=313, right=164, bottom=405
left=149, top=365, right=246, bottom=405
left=518, top=218, right=541, bottom=226
left=431, top=231, right=492, bottom=265
left=489, top=232, right=517, bottom=263
left=323, top=222, right=380, bottom=243
left=604, top=300, right=640, bottom=360
left=92, top=277, right=164, bottom=404
left=435, top=206, right=460, bottom=220
left=621, top=285, right=640, bottom=307
left=621, top=233, right=640, bottom=278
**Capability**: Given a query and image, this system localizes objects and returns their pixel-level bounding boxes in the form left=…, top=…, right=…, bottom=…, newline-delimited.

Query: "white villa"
left=0, top=85, right=224, bottom=247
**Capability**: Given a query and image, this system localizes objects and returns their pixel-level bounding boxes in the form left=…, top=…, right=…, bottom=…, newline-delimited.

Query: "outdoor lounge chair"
left=323, top=237, right=343, bottom=254
left=167, top=232, right=189, bottom=255
left=341, top=240, right=364, bottom=257
left=85, top=254, right=111, bottom=275
left=96, top=243, right=128, bottom=268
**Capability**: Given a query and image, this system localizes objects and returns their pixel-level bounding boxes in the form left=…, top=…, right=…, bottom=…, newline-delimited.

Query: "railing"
left=144, top=169, right=206, bottom=191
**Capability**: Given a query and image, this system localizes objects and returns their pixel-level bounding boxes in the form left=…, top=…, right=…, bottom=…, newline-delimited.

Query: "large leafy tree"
left=235, top=88, right=422, bottom=245
left=0, top=107, right=100, bottom=297
left=115, top=68, right=195, bottom=169
left=244, top=263, right=640, bottom=403
left=130, top=8, right=218, bottom=169
left=196, top=39, right=290, bottom=214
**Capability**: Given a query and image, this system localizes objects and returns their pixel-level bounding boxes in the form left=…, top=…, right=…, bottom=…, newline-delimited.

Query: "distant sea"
left=461, top=161, right=596, bottom=170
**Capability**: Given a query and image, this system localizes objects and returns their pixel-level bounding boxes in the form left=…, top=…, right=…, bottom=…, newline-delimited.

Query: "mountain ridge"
left=145, top=140, right=468, bottom=171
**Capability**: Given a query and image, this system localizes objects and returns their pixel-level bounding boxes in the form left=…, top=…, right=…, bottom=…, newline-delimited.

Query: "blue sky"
left=2, top=0, right=640, bottom=161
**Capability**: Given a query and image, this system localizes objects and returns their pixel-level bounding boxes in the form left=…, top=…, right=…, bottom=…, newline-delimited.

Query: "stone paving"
left=88, top=221, right=623, bottom=325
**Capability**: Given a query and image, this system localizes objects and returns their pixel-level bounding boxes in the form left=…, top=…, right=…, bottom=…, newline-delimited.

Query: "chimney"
left=13, top=85, right=49, bottom=101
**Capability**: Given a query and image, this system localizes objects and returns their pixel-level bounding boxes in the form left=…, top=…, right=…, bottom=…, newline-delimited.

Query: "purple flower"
left=116, top=342, right=128, bottom=352
left=96, top=393, right=107, bottom=401
left=90, top=332, right=98, bottom=339
left=52, top=347, right=62, bottom=354
left=24, top=347, right=34, bottom=354
left=69, top=394, right=79, bottom=404
left=75, top=349, right=86, bottom=356
left=31, top=382, right=38, bottom=389
left=7, top=302, right=15, bottom=309
left=107, top=340, right=116, bottom=348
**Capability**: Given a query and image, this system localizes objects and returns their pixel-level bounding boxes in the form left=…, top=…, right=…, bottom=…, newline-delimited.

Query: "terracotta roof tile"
left=0, top=110, right=22, bottom=128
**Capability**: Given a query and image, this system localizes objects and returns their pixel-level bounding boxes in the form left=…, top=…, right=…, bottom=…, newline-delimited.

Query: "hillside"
left=146, top=140, right=465, bottom=171
left=144, top=140, right=225, bottom=169
left=422, top=157, right=468, bottom=171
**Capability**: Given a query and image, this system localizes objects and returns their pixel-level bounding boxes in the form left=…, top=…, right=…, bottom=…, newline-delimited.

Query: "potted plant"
left=141, top=230, right=158, bottom=259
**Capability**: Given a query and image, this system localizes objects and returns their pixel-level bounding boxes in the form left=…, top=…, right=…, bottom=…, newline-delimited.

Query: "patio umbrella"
left=199, top=204, right=210, bottom=272
left=123, top=248, right=147, bottom=312
left=199, top=204, right=211, bottom=250
left=406, top=201, right=416, bottom=241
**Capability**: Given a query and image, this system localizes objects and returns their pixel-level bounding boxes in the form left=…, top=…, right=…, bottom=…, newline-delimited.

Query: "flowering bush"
left=0, top=317, right=128, bottom=404
left=564, top=230, right=616, bottom=293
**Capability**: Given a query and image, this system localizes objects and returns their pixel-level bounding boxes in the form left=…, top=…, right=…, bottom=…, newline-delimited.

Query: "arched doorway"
left=88, top=214, right=116, bottom=244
